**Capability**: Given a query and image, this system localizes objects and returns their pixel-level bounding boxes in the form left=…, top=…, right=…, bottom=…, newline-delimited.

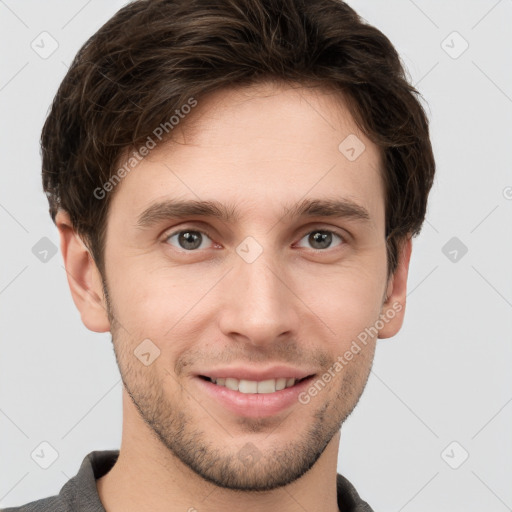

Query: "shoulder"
left=0, top=494, right=67, bottom=512
left=1, top=450, right=118, bottom=512
left=336, top=473, right=374, bottom=512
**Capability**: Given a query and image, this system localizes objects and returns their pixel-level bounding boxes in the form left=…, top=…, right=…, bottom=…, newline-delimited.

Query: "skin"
left=56, top=81, right=412, bottom=512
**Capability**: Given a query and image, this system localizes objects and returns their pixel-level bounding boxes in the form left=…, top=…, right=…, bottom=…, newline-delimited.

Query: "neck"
left=96, top=391, right=341, bottom=512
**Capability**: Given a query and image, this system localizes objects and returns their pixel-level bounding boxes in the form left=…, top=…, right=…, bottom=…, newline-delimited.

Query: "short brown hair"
left=41, top=0, right=435, bottom=278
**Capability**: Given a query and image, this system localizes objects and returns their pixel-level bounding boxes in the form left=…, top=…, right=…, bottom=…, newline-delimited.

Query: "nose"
left=217, top=248, right=299, bottom=348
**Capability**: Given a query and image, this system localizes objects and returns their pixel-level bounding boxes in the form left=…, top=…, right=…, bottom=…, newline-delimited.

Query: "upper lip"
left=197, top=365, right=317, bottom=381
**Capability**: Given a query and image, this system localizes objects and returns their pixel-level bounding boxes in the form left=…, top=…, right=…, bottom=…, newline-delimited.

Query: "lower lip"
left=195, top=376, right=316, bottom=418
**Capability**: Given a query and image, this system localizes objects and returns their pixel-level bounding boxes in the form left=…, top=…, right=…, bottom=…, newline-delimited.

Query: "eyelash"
left=163, top=226, right=346, bottom=252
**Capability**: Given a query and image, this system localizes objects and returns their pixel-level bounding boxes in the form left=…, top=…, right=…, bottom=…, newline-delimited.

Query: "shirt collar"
left=60, top=450, right=373, bottom=511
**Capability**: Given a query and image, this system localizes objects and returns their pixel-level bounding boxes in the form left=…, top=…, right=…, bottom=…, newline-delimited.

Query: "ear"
left=55, top=210, right=111, bottom=333
left=378, top=237, right=412, bottom=339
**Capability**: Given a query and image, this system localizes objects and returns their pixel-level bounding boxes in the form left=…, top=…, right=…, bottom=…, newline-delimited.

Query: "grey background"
left=1, top=1, right=511, bottom=510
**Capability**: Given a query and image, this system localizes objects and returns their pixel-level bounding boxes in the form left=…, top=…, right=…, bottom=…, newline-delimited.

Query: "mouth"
left=198, top=375, right=313, bottom=394
left=195, top=373, right=317, bottom=418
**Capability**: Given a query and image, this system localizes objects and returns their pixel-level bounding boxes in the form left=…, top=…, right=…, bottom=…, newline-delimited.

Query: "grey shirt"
left=1, top=450, right=374, bottom=511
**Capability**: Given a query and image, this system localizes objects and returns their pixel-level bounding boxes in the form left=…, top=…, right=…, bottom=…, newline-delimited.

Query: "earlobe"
left=378, top=237, right=412, bottom=339
left=56, top=210, right=111, bottom=333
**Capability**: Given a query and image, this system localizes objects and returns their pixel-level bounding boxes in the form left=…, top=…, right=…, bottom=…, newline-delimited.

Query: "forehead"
left=107, top=81, right=384, bottom=228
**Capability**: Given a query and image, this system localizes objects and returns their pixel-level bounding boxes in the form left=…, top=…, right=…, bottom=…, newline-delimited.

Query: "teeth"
left=239, top=379, right=258, bottom=393
left=225, top=378, right=239, bottom=391
left=210, top=377, right=298, bottom=393
left=257, top=379, right=276, bottom=394
left=275, top=378, right=287, bottom=391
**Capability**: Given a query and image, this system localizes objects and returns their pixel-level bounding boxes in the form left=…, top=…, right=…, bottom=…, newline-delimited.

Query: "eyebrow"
left=136, top=197, right=371, bottom=228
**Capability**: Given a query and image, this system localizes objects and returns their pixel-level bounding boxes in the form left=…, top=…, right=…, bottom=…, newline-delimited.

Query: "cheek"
left=106, top=265, right=178, bottom=336
left=107, top=261, right=219, bottom=358
left=107, top=236, right=388, bottom=347
left=295, top=259, right=387, bottom=330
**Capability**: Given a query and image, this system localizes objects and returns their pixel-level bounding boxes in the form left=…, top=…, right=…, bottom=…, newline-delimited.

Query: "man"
left=2, top=0, right=435, bottom=510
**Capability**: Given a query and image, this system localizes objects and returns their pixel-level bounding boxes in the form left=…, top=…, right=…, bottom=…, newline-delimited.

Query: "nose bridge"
left=218, top=241, right=298, bottom=345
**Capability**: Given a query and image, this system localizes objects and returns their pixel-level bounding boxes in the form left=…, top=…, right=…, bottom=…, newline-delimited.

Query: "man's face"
left=100, top=82, right=394, bottom=491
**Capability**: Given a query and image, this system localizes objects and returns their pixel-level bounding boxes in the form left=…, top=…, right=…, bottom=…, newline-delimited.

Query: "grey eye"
left=166, top=230, right=212, bottom=250
left=297, top=230, right=343, bottom=250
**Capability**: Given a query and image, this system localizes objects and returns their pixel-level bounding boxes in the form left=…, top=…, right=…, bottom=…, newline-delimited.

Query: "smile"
left=196, top=374, right=317, bottom=417
left=201, top=376, right=310, bottom=394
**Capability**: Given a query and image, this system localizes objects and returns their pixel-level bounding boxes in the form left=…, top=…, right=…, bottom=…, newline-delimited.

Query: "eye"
left=165, top=229, right=214, bottom=251
left=296, top=229, right=344, bottom=250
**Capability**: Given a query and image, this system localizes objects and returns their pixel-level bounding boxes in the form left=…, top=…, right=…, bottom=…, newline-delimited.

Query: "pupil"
left=179, top=231, right=201, bottom=250
left=310, top=231, right=331, bottom=249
